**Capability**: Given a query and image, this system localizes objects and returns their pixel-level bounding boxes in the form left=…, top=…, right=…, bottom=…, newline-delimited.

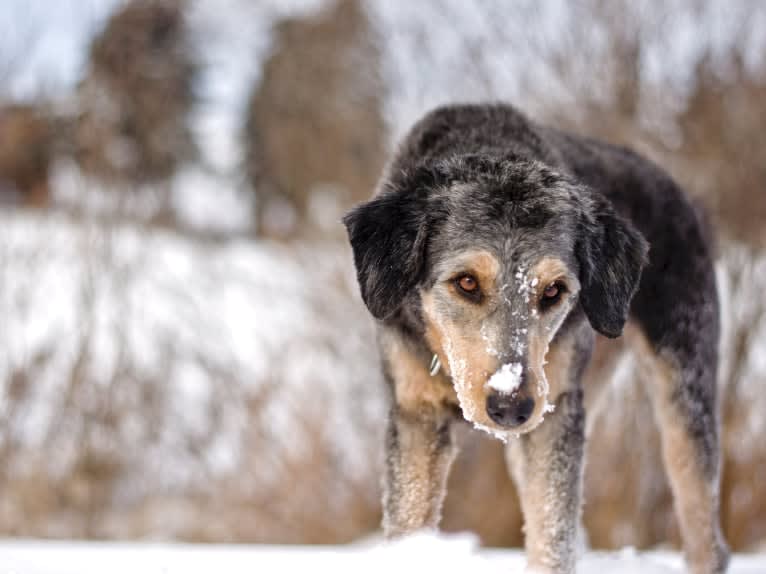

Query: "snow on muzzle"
left=484, top=362, right=536, bottom=428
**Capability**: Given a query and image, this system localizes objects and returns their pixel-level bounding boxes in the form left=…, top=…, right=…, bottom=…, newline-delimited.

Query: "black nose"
left=486, top=394, right=535, bottom=428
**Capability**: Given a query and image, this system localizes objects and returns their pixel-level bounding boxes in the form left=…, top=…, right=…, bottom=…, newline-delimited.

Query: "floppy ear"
left=577, top=194, right=649, bottom=338
left=343, top=186, right=434, bottom=321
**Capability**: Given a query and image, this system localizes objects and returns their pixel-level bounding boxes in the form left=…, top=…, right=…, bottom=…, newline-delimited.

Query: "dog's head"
left=344, top=154, right=648, bottom=435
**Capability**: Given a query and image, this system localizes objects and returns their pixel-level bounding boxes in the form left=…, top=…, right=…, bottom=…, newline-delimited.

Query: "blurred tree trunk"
left=245, top=0, right=388, bottom=240
left=75, top=0, right=196, bottom=188
left=0, top=104, right=53, bottom=208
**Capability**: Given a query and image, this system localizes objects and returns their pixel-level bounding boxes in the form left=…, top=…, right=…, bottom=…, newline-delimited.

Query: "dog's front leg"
left=506, top=389, right=585, bottom=574
left=383, top=405, right=456, bottom=537
left=379, top=329, right=458, bottom=538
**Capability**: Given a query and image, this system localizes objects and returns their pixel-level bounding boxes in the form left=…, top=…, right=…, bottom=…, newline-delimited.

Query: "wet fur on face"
left=420, top=250, right=580, bottom=435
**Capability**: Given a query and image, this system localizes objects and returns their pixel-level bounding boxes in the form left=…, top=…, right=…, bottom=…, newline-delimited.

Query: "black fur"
left=345, top=104, right=653, bottom=339
left=576, top=193, right=648, bottom=338
left=343, top=173, right=436, bottom=320
left=347, top=103, right=728, bottom=572
left=345, top=102, right=721, bottom=464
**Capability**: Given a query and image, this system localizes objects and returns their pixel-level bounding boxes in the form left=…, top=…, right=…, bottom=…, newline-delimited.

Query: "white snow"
left=1, top=533, right=765, bottom=574
left=0, top=210, right=385, bottom=528
left=487, top=363, right=523, bottom=394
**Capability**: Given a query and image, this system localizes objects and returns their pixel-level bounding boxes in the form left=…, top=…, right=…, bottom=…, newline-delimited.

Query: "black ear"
left=343, top=187, right=433, bottom=321
left=577, top=195, right=649, bottom=338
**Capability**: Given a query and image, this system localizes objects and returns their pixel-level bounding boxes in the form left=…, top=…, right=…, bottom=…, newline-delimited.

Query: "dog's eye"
left=455, top=274, right=481, bottom=300
left=543, top=283, right=559, bottom=299
left=540, top=281, right=565, bottom=310
left=457, top=274, right=478, bottom=292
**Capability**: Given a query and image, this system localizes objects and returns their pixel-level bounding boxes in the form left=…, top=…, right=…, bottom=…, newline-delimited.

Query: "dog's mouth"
left=467, top=402, right=550, bottom=441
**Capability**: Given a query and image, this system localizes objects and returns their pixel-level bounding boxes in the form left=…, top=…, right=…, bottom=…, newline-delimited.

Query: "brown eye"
left=454, top=274, right=481, bottom=302
left=543, top=283, right=559, bottom=299
left=540, top=281, right=565, bottom=310
left=458, top=274, right=478, bottom=293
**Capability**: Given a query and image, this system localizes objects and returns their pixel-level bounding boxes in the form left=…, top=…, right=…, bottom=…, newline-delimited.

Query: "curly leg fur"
left=506, top=390, right=585, bottom=574
left=633, top=332, right=729, bottom=574
left=383, top=407, right=456, bottom=537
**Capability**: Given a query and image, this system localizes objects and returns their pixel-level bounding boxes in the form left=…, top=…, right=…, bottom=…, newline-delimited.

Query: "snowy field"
left=1, top=533, right=765, bottom=574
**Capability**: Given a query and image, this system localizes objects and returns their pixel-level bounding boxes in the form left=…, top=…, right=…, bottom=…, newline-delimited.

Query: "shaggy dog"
left=343, top=103, right=728, bottom=574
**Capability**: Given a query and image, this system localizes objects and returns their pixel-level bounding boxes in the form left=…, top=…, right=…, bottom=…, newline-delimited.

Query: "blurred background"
left=0, top=0, right=765, bottom=552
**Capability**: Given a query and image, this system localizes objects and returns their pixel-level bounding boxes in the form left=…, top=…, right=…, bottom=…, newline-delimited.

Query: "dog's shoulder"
left=541, top=125, right=714, bottom=251
left=540, top=123, right=719, bottom=352
left=540, top=127, right=674, bottom=205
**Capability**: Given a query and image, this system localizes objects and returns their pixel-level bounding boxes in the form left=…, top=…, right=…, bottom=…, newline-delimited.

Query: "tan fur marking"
left=452, top=250, right=500, bottom=290
left=661, top=421, right=722, bottom=571
left=421, top=253, right=582, bottom=433
left=506, top=389, right=584, bottom=573
left=523, top=256, right=581, bottom=425
left=421, top=290, right=499, bottom=428
left=386, top=336, right=457, bottom=414
left=525, top=315, right=577, bottom=427
left=422, top=292, right=452, bottom=377
left=531, top=257, right=577, bottom=298
left=379, top=328, right=458, bottom=537
left=539, top=333, right=577, bottom=399
left=526, top=331, right=556, bottom=415
left=628, top=328, right=727, bottom=574
left=383, top=413, right=457, bottom=536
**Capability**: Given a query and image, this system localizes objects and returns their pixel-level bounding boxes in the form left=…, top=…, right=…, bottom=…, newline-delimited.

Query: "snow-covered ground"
left=1, top=533, right=765, bottom=574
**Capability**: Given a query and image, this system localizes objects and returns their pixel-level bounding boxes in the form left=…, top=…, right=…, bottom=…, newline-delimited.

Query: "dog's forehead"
left=446, top=185, right=554, bottom=231
left=435, top=172, right=579, bottom=236
left=432, top=204, right=578, bottom=270
left=427, top=169, right=581, bottom=287
left=430, top=229, right=576, bottom=286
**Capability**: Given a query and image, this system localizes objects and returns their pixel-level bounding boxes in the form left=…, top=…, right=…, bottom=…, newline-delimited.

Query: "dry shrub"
left=670, top=56, right=766, bottom=248
left=580, top=351, right=678, bottom=549
left=718, top=247, right=766, bottom=548
left=0, top=213, right=385, bottom=543
left=245, top=0, right=387, bottom=239
left=75, top=0, right=196, bottom=185
left=1, top=220, right=765, bottom=551
left=0, top=103, right=53, bottom=207
left=539, top=1, right=766, bottom=249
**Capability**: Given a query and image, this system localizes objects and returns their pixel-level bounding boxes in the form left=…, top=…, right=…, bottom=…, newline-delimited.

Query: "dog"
left=343, top=103, right=729, bottom=574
